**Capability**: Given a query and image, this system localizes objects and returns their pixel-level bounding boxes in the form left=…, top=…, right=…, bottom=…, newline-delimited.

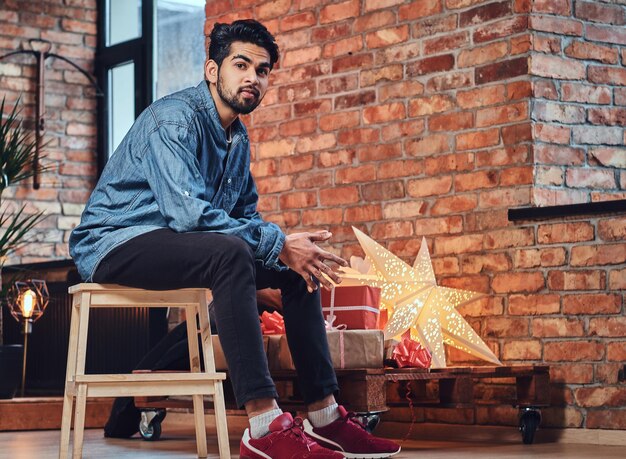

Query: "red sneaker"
left=303, top=406, right=401, bottom=458
left=240, top=412, right=346, bottom=459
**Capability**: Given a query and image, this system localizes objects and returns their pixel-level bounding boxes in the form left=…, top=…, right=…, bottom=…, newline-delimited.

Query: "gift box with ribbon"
left=387, top=333, right=432, bottom=369
left=321, top=286, right=382, bottom=330
left=260, top=310, right=285, bottom=334
left=278, top=329, right=383, bottom=370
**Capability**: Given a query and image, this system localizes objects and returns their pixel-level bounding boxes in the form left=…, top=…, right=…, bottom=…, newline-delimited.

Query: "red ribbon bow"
left=392, top=336, right=432, bottom=369
left=260, top=311, right=285, bottom=335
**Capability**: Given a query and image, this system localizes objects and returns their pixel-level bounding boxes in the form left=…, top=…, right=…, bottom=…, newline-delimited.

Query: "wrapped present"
left=260, top=310, right=285, bottom=334
left=391, top=335, right=431, bottom=369
left=211, top=335, right=269, bottom=371
left=321, top=286, right=382, bottom=330
left=266, top=334, right=282, bottom=371
left=278, top=329, right=383, bottom=370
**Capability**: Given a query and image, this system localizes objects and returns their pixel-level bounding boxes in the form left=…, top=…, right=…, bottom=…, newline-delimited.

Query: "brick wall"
left=530, top=0, right=626, bottom=205
left=205, top=0, right=626, bottom=429
left=0, top=0, right=98, bottom=266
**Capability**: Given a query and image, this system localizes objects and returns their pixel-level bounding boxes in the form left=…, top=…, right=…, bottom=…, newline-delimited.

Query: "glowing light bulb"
left=21, top=290, right=36, bottom=318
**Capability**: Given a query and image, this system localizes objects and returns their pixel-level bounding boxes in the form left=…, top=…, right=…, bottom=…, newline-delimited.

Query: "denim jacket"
left=69, top=81, right=285, bottom=281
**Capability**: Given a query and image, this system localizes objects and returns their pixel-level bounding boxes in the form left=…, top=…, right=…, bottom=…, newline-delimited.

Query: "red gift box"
left=321, top=286, right=381, bottom=330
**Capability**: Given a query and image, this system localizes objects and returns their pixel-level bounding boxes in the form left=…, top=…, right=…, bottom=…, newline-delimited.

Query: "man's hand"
left=279, top=231, right=348, bottom=292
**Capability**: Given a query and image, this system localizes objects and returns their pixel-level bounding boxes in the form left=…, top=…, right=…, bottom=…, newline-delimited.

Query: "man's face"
left=213, top=41, right=271, bottom=115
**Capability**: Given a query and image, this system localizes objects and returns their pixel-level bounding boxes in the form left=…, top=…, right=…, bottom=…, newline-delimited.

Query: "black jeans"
left=93, top=228, right=338, bottom=407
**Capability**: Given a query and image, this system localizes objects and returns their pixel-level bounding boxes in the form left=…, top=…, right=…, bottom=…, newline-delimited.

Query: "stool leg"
left=187, top=305, right=208, bottom=457
left=198, top=294, right=231, bottom=459
left=192, top=394, right=208, bottom=458
left=72, top=384, right=88, bottom=459
left=59, top=294, right=82, bottom=458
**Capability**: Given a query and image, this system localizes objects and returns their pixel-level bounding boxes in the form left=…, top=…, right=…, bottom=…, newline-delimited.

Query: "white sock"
left=308, top=403, right=341, bottom=428
left=249, top=408, right=283, bottom=439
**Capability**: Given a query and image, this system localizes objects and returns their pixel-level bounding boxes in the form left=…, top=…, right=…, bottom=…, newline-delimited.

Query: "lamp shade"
left=7, top=279, right=49, bottom=323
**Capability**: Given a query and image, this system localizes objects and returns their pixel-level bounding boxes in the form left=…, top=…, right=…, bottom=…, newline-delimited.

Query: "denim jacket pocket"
left=218, top=175, right=244, bottom=213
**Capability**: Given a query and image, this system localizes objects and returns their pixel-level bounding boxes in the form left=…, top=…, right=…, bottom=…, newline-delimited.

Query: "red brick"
left=319, top=149, right=355, bottom=167
left=335, top=91, right=376, bottom=109
left=572, top=125, right=623, bottom=145
left=590, top=317, right=626, bottom=338
left=530, top=15, right=583, bottom=36
left=302, top=208, right=343, bottom=226
left=296, top=133, right=336, bottom=153
left=608, top=342, right=626, bottom=362
left=476, top=57, right=528, bottom=84
left=374, top=42, right=421, bottom=66
left=363, top=102, right=406, bottom=124
left=561, top=83, right=612, bottom=104
left=280, top=11, right=317, bottom=32
left=484, top=228, right=534, bottom=250
left=538, top=222, right=594, bottom=244
left=337, top=127, right=379, bottom=145
left=534, top=144, right=585, bottom=166
left=283, top=46, right=321, bottom=67
left=533, top=80, right=558, bottom=99
left=354, top=10, right=396, bottom=32
left=357, top=143, right=402, bottom=162
left=362, top=181, right=405, bottom=201
left=322, top=36, right=363, bottom=58
left=617, top=88, right=626, bottom=106
left=256, top=0, right=290, bottom=19
left=457, top=85, right=506, bottom=109
left=414, top=216, right=464, bottom=236
left=610, top=268, right=626, bottom=290
left=429, top=112, right=473, bottom=132
left=514, top=247, right=567, bottom=269
left=406, top=134, right=451, bottom=156
left=548, top=270, right=606, bottom=291
left=589, top=65, right=626, bottom=86
left=406, top=176, right=453, bottom=198
left=382, top=119, right=425, bottom=141
left=502, top=123, right=532, bottom=145
left=251, top=159, right=277, bottom=178
left=564, top=41, right=619, bottom=65
left=459, top=1, right=512, bottom=28
left=587, top=410, right=626, bottom=430
left=423, top=31, right=469, bottom=55
left=319, top=75, right=358, bottom=95
left=545, top=341, right=604, bottom=362
left=533, top=0, right=570, bottom=15
left=473, top=16, right=528, bottom=43
left=458, top=41, right=508, bottom=68
left=365, top=25, right=409, bottom=49
left=566, top=168, right=616, bottom=189
left=360, top=64, right=403, bottom=87
left=335, top=165, right=377, bottom=184
left=398, top=0, right=442, bottom=21
left=279, top=118, right=316, bottom=137
left=445, top=0, right=483, bottom=9
left=598, top=217, right=626, bottom=241
left=534, top=125, right=569, bottom=145
left=319, top=111, right=360, bottom=131
left=456, top=129, right=500, bottom=151
left=311, top=22, right=352, bottom=43
left=576, top=1, right=625, bottom=25
left=533, top=35, right=562, bottom=53
left=454, top=170, right=498, bottom=192
left=371, top=220, right=414, bottom=239
left=426, top=72, right=473, bottom=92
left=278, top=155, right=313, bottom=175
left=432, top=256, right=462, bottom=275
left=476, top=102, right=528, bottom=127
left=588, top=107, right=626, bottom=126
left=533, top=318, right=584, bottom=338
left=484, top=317, right=529, bottom=338
left=257, top=195, right=277, bottom=212
left=408, top=95, right=455, bottom=117
left=531, top=54, right=585, bottom=80
left=434, top=234, right=483, bottom=255
left=383, top=201, right=428, bottom=219
left=256, top=176, right=294, bottom=194
left=406, top=54, right=455, bottom=77
left=492, top=272, right=545, bottom=293
left=61, top=18, right=96, bottom=35
left=550, top=364, right=594, bottom=385
left=344, top=205, right=383, bottom=222
left=319, top=186, right=359, bottom=206
left=320, top=0, right=359, bottom=24
left=411, top=15, right=457, bottom=39
left=509, top=294, right=561, bottom=315
left=379, top=81, right=424, bottom=102
left=462, top=253, right=511, bottom=273
left=576, top=387, right=626, bottom=409
left=378, top=160, right=423, bottom=179
left=254, top=105, right=291, bottom=125
left=502, top=340, right=542, bottom=360
left=431, top=194, right=479, bottom=216
left=294, top=171, right=332, bottom=189
left=424, top=153, right=474, bottom=175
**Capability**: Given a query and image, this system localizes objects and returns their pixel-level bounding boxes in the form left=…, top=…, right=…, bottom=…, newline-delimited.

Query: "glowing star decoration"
left=338, top=227, right=501, bottom=369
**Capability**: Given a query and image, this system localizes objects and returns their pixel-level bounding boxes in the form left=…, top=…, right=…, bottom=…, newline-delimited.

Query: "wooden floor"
left=2, top=426, right=626, bottom=459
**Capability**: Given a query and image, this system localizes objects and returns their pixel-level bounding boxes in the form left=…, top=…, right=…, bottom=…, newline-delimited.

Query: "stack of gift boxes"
left=211, top=285, right=431, bottom=372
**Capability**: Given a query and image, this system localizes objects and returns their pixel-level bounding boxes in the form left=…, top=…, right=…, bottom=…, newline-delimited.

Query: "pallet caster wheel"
left=519, top=408, right=541, bottom=445
left=139, top=409, right=166, bottom=441
left=355, top=413, right=381, bottom=433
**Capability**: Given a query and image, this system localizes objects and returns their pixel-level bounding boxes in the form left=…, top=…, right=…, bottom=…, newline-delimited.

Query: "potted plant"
left=0, top=95, right=46, bottom=398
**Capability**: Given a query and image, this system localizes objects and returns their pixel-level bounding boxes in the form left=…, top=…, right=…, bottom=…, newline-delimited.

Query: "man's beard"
left=216, top=75, right=262, bottom=115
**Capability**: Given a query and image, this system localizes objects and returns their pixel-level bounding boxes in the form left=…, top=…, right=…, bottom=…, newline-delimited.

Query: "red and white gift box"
left=321, top=286, right=382, bottom=330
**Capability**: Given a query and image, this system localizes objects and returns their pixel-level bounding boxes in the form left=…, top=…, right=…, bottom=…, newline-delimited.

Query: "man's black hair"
left=209, top=19, right=279, bottom=70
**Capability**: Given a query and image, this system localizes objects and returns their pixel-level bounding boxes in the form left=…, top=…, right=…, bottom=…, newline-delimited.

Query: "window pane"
left=108, top=62, right=135, bottom=158
left=108, top=0, right=141, bottom=46
left=155, top=0, right=206, bottom=99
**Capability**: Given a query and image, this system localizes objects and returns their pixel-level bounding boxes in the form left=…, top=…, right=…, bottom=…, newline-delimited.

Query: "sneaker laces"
left=282, top=416, right=315, bottom=450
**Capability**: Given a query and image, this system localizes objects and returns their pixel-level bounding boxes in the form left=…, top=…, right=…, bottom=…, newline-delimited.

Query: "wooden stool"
left=59, top=284, right=230, bottom=458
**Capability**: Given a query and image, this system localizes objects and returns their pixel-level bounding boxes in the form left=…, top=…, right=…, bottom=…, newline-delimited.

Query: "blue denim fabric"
left=70, top=81, right=286, bottom=281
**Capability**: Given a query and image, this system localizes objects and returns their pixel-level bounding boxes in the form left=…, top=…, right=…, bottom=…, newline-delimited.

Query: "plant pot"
left=0, top=344, right=24, bottom=399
